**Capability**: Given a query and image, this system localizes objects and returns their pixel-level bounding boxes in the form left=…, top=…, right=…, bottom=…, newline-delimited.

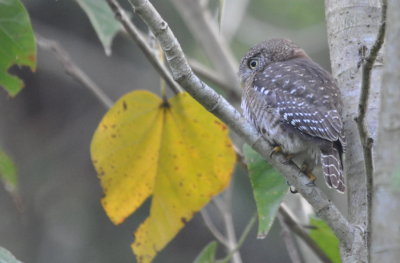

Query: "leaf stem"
left=200, top=209, right=230, bottom=247
left=279, top=205, right=333, bottom=263
left=106, top=0, right=181, bottom=95
left=217, top=213, right=256, bottom=263
left=35, top=35, right=114, bottom=109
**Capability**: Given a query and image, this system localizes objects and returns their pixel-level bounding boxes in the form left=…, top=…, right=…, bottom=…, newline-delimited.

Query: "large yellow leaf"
left=91, top=90, right=236, bottom=263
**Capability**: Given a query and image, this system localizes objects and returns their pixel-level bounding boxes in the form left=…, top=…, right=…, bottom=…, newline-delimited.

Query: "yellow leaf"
left=90, top=90, right=236, bottom=263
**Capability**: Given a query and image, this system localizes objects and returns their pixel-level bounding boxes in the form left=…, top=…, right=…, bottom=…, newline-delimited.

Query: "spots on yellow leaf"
left=90, top=90, right=235, bottom=263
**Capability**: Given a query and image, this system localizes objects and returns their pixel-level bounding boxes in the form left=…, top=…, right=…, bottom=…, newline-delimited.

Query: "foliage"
left=91, top=90, right=236, bottom=262
left=309, top=217, right=341, bottom=263
left=243, top=144, right=288, bottom=238
left=0, top=0, right=36, bottom=96
left=0, top=147, right=18, bottom=194
left=76, top=0, right=121, bottom=56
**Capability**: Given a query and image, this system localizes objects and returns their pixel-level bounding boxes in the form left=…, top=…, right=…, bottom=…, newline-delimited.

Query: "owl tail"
left=320, top=145, right=345, bottom=193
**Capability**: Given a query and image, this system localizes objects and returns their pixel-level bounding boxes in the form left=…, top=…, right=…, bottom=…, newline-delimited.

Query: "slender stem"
left=357, top=0, right=387, bottom=258
left=200, top=209, right=230, bottom=247
left=278, top=213, right=303, bottom=263
left=169, top=0, right=240, bottom=95
left=220, top=185, right=242, bottom=263
left=189, top=59, right=241, bottom=102
left=218, top=213, right=257, bottom=263
left=106, top=0, right=181, bottom=94
left=279, top=205, right=333, bottom=263
left=36, top=35, right=114, bottom=109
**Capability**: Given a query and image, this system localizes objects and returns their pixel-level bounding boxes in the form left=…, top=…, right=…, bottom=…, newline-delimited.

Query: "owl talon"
left=270, top=146, right=282, bottom=158
left=300, top=164, right=317, bottom=186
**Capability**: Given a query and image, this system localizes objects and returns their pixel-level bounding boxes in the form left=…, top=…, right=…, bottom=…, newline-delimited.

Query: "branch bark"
left=278, top=213, right=303, bottom=263
left=371, top=0, right=400, bottom=261
left=279, top=205, right=333, bottom=263
left=325, top=0, right=384, bottom=261
left=357, top=1, right=387, bottom=259
left=125, top=0, right=355, bottom=251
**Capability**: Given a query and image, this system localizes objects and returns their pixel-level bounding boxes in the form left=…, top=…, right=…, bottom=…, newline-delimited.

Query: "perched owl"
left=239, top=39, right=346, bottom=193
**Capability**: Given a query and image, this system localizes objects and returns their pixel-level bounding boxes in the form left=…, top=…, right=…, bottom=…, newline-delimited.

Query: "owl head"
left=238, top=38, right=308, bottom=85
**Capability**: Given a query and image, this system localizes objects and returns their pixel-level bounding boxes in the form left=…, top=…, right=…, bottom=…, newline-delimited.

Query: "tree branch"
left=106, top=0, right=181, bottom=94
left=125, top=0, right=354, bottom=250
left=169, top=0, right=241, bottom=96
left=188, top=58, right=241, bottom=102
left=35, top=35, right=114, bottom=109
left=219, top=185, right=242, bottom=263
left=356, top=0, right=387, bottom=258
left=278, top=213, right=303, bottom=263
left=219, top=213, right=256, bottom=263
left=279, top=205, right=333, bottom=263
left=371, top=0, right=400, bottom=260
left=325, top=1, right=385, bottom=261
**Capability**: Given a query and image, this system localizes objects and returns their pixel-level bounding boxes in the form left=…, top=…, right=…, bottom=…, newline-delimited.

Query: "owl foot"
left=270, top=146, right=282, bottom=158
left=300, top=164, right=316, bottom=186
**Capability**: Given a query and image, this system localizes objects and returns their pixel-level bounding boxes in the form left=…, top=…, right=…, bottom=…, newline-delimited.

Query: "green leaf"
left=309, top=217, right=341, bottom=263
left=0, top=0, right=36, bottom=96
left=193, top=241, right=218, bottom=263
left=0, top=247, right=23, bottom=263
left=0, top=148, right=18, bottom=193
left=76, top=0, right=122, bottom=56
left=243, top=144, right=288, bottom=238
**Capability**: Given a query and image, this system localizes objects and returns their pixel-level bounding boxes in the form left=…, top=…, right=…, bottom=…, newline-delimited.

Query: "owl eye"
left=248, top=58, right=259, bottom=69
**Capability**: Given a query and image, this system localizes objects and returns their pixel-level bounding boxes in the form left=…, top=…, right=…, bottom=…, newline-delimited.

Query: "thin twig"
left=357, top=0, right=387, bottom=258
left=200, top=209, right=230, bottom=247
left=189, top=59, right=241, bottom=102
left=220, top=185, right=242, bottom=263
left=218, top=213, right=257, bottom=263
left=36, top=35, right=114, bottom=109
left=169, top=0, right=240, bottom=96
left=106, top=0, right=181, bottom=94
left=278, top=213, right=303, bottom=263
left=279, top=205, right=333, bottom=263
left=127, top=0, right=354, bottom=250
left=220, top=0, right=250, bottom=43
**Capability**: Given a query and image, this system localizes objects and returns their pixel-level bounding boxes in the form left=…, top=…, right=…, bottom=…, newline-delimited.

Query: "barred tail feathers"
left=320, top=146, right=345, bottom=193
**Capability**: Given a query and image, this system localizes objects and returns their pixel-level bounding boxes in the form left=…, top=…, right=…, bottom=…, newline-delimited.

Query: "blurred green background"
left=0, top=0, right=330, bottom=262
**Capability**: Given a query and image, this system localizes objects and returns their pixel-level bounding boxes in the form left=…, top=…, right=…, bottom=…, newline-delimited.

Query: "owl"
left=239, top=39, right=346, bottom=193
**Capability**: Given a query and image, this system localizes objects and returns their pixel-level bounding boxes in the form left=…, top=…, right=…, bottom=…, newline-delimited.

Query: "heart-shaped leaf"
left=91, top=90, right=236, bottom=263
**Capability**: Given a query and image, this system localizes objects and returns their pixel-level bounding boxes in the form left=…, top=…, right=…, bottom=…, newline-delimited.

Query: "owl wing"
left=253, top=58, right=345, bottom=146
left=274, top=92, right=343, bottom=142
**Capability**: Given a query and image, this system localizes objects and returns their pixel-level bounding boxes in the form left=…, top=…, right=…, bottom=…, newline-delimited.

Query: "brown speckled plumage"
left=239, top=39, right=346, bottom=193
